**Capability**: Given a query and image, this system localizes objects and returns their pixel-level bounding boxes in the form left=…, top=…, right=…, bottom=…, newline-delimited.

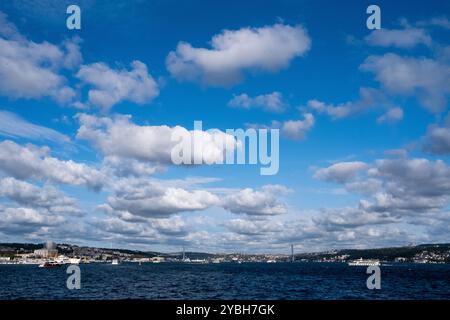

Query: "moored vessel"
left=348, top=258, right=380, bottom=266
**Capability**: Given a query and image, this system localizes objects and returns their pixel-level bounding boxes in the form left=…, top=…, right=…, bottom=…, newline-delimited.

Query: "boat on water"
left=190, top=259, right=207, bottom=264
left=348, top=258, right=380, bottom=266
left=69, top=258, right=81, bottom=264
left=111, top=259, right=119, bottom=265
left=54, top=256, right=82, bottom=265
left=266, top=259, right=276, bottom=263
left=38, top=261, right=63, bottom=268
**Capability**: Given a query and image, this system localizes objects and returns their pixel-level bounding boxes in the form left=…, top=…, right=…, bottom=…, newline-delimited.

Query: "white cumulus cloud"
left=0, top=140, right=104, bottom=190
left=166, top=23, right=311, bottom=86
left=76, top=61, right=159, bottom=111
left=314, top=162, right=369, bottom=183
left=228, top=92, right=285, bottom=112
left=223, top=185, right=291, bottom=216
left=365, top=27, right=432, bottom=48
left=281, top=113, right=315, bottom=140
left=361, top=53, right=450, bottom=113
left=76, top=113, right=238, bottom=166
left=0, top=11, right=79, bottom=104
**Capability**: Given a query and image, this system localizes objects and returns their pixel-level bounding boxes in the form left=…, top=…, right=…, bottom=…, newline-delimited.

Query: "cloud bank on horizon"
left=0, top=0, right=449, bottom=253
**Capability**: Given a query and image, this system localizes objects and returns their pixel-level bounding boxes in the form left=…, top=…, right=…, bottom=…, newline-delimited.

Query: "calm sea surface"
left=0, top=262, right=449, bottom=300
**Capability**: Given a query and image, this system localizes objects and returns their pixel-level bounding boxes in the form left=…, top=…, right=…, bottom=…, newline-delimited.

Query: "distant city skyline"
left=0, top=0, right=449, bottom=253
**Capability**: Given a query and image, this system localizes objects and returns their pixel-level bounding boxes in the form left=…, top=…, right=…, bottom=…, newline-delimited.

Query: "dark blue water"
left=0, top=263, right=449, bottom=300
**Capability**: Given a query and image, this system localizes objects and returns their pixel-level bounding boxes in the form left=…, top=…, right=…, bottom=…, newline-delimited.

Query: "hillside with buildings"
left=0, top=242, right=449, bottom=265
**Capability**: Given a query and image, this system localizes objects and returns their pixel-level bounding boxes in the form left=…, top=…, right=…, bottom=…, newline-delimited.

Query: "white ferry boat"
left=111, top=259, right=119, bottom=265
left=190, top=259, right=207, bottom=264
left=69, top=258, right=81, bottom=264
left=55, top=256, right=81, bottom=265
left=348, top=258, right=380, bottom=266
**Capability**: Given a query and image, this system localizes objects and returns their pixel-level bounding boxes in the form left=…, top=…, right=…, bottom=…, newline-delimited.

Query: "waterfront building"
left=33, top=241, right=58, bottom=258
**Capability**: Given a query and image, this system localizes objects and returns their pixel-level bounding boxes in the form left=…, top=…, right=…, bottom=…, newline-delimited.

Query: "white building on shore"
left=34, top=241, right=58, bottom=258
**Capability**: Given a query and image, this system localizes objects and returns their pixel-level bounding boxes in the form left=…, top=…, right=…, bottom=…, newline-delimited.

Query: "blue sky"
left=0, top=0, right=449, bottom=253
